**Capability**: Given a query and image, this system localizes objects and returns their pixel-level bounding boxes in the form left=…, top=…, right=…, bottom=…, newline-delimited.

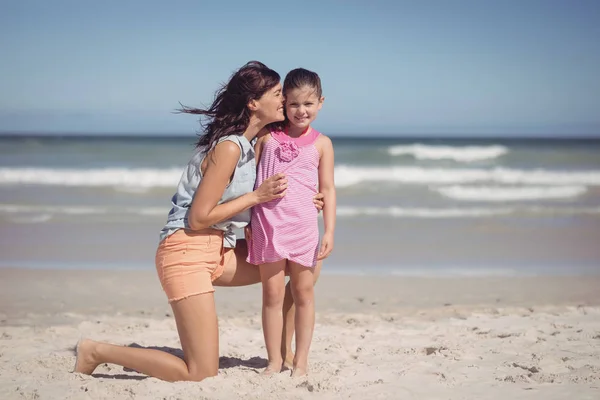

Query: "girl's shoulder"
left=256, top=132, right=273, bottom=147
left=315, top=131, right=332, bottom=147
left=314, top=132, right=334, bottom=159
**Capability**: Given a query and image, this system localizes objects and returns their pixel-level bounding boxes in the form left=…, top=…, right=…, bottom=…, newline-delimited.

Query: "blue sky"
left=1, top=0, right=599, bottom=136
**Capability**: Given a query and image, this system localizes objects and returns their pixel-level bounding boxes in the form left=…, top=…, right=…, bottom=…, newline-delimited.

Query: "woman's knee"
left=187, top=364, right=218, bottom=381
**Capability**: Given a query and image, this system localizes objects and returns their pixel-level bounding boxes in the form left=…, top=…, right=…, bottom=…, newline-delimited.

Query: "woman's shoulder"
left=217, top=133, right=245, bottom=146
left=217, top=133, right=256, bottom=154
left=214, top=139, right=243, bottom=155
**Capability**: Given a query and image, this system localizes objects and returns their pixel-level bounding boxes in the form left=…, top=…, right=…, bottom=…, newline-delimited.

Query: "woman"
left=73, top=61, right=324, bottom=382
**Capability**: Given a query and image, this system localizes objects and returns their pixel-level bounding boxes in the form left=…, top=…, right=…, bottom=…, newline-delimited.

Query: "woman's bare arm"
left=188, top=141, right=286, bottom=230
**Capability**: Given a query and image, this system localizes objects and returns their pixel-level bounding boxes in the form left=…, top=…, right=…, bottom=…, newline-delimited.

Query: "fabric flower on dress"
left=277, top=141, right=300, bottom=162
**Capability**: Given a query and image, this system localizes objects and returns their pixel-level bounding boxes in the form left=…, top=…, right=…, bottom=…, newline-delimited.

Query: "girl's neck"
left=286, top=124, right=311, bottom=138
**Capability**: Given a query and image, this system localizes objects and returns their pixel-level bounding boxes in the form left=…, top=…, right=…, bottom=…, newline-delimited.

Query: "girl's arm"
left=188, top=140, right=287, bottom=230
left=317, top=135, right=336, bottom=260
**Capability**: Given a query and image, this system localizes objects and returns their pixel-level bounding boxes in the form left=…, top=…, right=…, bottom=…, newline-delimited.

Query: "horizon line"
left=1, top=131, right=599, bottom=141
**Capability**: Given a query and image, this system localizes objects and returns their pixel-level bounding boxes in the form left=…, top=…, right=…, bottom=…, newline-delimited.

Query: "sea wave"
left=335, top=206, right=514, bottom=218
left=0, top=204, right=165, bottom=217
left=334, top=165, right=600, bottom=187
left=2, top=166, right=600, bottom=189
left=0, top=167, right=182, bottom=188
left=387, top=144, right=507, bottom=162
left=435, top=185, right=587, bottom=202
left=2, top=203, right=599, bottom=221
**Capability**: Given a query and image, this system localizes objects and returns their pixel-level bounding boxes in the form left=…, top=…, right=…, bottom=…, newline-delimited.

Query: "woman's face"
left=253, top=83, right=285, bottom=124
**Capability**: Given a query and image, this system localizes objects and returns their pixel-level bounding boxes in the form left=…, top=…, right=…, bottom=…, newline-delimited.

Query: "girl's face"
left=284, top=86, right=324, bottom=130
left=254, top=83, right=285, bottom=124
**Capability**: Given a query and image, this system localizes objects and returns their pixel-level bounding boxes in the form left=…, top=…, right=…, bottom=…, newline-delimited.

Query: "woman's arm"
left=317, top=136, right=336, bottom=259
left=188, top=140, right=287, bottom=230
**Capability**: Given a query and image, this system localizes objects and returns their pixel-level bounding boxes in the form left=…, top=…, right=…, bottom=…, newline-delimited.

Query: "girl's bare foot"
left=73, top=339, right=100, bottom=375
left=291, top=366, right=308, bottom=377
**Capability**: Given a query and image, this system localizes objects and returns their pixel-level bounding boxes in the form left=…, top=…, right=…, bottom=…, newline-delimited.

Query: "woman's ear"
left=247, top=99, right=259, bottom=111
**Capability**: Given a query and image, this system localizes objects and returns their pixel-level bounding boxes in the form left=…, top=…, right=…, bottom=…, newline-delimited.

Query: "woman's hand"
left=317, top=232, right=334, bottom=260
left=254, top=173, right=287, bottom=204
left=313, top=192, right=324, bottom=212
left=244, top=225, right=252, bottom=246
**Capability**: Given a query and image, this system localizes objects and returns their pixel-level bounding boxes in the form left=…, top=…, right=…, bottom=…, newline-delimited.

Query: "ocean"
left=1, top=134, right=599, bottom=277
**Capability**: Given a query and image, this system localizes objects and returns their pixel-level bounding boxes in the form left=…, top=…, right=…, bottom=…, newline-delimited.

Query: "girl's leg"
left=74, top=292, right=219, bottom=382
left=287, top=261, right=315, bottom=377
left=213, top=240, right=313, bottom=368
left=281, top=260, right=321, bottom=369
left=259, top=260, right=287, bottom=374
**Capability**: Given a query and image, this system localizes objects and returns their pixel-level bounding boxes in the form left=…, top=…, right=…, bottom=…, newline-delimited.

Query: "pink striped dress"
left=247, top=127, right=321, bottom=268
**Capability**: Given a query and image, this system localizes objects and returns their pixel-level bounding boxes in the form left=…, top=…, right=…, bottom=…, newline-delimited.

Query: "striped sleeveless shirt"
left=247, top=127, right=321, bottom=267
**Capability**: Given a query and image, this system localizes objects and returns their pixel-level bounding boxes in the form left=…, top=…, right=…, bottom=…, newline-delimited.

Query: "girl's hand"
left=317, top=232, right=334, bottom=260
left=254, top=173, right=287, bottom=204
left=313, top=192, right=325, bottom=212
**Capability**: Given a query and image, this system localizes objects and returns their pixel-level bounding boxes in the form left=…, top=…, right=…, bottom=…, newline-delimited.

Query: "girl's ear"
left=318, top=96, right=325, bottom=110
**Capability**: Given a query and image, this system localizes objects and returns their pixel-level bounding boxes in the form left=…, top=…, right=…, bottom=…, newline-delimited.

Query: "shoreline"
left=2, top=267, right=600, bottom=326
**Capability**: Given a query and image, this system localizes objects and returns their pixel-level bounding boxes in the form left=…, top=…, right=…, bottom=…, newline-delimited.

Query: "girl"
left=247, top=68, right=336, bottom=377
left=73, top=61, right=324, bottom=382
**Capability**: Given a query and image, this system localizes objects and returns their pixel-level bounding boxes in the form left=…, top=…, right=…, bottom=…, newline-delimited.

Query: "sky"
left=1, top=0, right=599, bottom=137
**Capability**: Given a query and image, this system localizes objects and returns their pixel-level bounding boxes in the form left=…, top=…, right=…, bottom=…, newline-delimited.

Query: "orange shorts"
left=155, top=228, right=234, bottom=303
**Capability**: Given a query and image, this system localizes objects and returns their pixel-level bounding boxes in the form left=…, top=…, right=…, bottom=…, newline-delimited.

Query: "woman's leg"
left=212, top=239, right=262, bottom=287
left=259, top=260, right=287, bottom=374
left=281, top=260, right=321, bottom=369
left=74, top=293, right=219, bottom=382
left=287, top=261, right=316, bottom=377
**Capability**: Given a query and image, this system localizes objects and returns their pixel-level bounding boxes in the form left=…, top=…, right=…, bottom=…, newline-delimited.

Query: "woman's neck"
left=243, top=116, right=264, bottom=142
left=286, top=124, right=310, bottom=138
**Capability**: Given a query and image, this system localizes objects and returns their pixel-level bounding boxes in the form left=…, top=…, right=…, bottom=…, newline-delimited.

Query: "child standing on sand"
left=247, top=68, right=336, bottom=377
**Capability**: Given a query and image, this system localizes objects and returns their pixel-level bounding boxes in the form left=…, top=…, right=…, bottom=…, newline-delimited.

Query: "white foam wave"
left=335, top=206, right=514, bottom=218
left=8, top=214, right=53, bottom=224
left=435, top=185, right=587, bottom=202
left=0, top=204, right=162, bottom=216
left=388, top=144, right=507, bottom=162
left=0, top=167, right=182, bottom=188
left=335, top=205, right=600, bottom=217
left=334, top=165, right=600, bottom=187
left=0, top=204, right=108, bottom=215
left=3, top=166, right=600, bottom=190
left=2, top=203, right=599, bottom=222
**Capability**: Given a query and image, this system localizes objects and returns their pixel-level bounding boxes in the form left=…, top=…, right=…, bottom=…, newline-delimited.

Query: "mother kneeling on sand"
left=74, top=61, right=324, bottom=382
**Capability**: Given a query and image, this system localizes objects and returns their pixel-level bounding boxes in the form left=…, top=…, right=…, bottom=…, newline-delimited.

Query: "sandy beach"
left=1, top=268, right=599, bottom=399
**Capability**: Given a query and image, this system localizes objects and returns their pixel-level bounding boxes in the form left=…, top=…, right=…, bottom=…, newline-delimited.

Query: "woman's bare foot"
left=73, top=339, right=100, bottom=375
left=261, top=361, right=283, bottom=376
left=281, top=347, right=295, bottom=370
